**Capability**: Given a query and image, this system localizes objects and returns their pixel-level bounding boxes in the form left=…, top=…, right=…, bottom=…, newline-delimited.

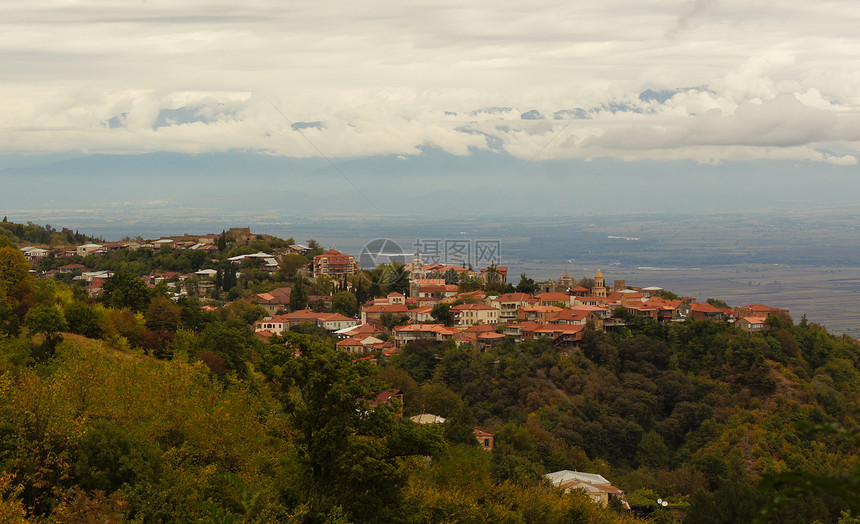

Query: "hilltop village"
left=2, top=220, right=857, bottom=523
left=15, top=224, right=790, bottom=357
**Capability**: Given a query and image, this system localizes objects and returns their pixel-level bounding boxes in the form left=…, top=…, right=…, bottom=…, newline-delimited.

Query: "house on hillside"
left=361, top=303, right=409, bottom=325
left=737, top=316, right=770, bottom=333
left=249, top=287, right=291, bottom=315
left=76, top=243, right=104, bottom=257
left=736, top=304, right=791, bottom=324
left=545, top=470, right=630, bottom=510
left=475, top=429, right=495, bottom=451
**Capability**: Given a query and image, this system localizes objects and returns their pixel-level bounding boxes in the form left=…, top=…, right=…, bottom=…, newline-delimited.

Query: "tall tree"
left=331, top=291, right=358, bottom=317
left=431, top=303, right=454, bottom=326
left=101, top=269, right=152, bottom=312
left=290, top=274, right=308, bottom=311
left=515, top=273, right=536, bottom=294
left=0, top=246, right=30, bottom=298
left=283, top=334, right=440, bottom=521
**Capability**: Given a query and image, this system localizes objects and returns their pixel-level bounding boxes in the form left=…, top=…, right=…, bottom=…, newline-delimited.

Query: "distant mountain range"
left=2, top=148, right=859, bottom=215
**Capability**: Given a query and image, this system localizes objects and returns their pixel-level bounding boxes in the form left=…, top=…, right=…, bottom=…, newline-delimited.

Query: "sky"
left=3, top=0, right=860, bottom=168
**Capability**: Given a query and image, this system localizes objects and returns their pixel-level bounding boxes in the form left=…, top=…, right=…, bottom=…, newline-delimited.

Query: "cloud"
left=1, top=1, right=860, bottom=166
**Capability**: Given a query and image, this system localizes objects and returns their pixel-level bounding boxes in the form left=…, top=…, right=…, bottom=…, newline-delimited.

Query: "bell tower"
left=593, top=268, right=606, bottom=297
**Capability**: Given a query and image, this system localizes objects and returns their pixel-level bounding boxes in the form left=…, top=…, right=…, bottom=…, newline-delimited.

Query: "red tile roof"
left=363, top=304, right=410, bottom=314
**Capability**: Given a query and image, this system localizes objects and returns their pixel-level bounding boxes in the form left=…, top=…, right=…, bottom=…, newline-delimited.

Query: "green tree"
left=381, top=313, right=410, bottom=331
left=101, top=308, right=146, bottom=347
left=636, top=430, right=671, bottom=469
left=431, top=303, right=454, bottom=327
left=199, top=320, right=255, bottom=378
left=102, top=269, right=152, bottom=312
left=277, top=254, right=308, bottom=281
left=458, top=272, right=482, bottom=292
left=24, top=304, right=68, bottom=360
left=75, top=421, right=162, bottom=493
left=24, top=304, right=67, bottom=343
left=314, top=274, right=334, bottom=296
left=145, top=295, right=181, bottom=332
left=217, top=230, right=227, bottom=251
left=220, top=300, right=267, bottom=325
left=706, top=297, right=730, bottom=309
left=331, top=291, right=359, bottom=318
left=64, top=301, right=103, bottom=339
left=0, top=246, right=30, bottom=298
left=283, top=333, right=440, bottom=521
left=0, top=297, right=20, bottom=337
left=290, top=274, right=309, bottom=311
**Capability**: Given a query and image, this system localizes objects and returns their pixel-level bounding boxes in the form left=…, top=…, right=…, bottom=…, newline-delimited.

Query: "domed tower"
left=559, top=268, right=574, bottom=291
left=593, top=268, right=606, bottom=297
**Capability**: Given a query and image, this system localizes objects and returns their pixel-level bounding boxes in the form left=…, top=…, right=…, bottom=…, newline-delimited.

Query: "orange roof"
left=477, top=331, right=506, bottom=340
left=536, top=292, right=570, bottom=302
left=691, top=302, right=729, bottom=313
left=339, top=323, right=382, bottom=334
left=410, top=305, right=435, bottom=314
left=451, top=303, right=498, bottom=311
left=419, top=284, right=458, bottom=293
left=532, top=324, right=585, bottom=334
left=740, top=316, right=768, bottom=324
left=493, top=292, right=532, bottom=302
left=363, top=304, right=410, bottom=313
left=463, top=323, right=497, bottom=332
left=551, top=310, right=588, bottom=321
left=506, top=320, right=539, bottom=330
left=523, top=305, right=563, bottom=313
left=569, top=305, right=608, bottom=312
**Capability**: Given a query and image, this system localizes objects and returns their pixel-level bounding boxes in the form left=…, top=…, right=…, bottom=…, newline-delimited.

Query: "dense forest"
left=0, top=224, right=858, bottom=522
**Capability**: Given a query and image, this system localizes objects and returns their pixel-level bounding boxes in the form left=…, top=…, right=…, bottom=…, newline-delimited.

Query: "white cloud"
left=1, top=0, right=860, bottom=165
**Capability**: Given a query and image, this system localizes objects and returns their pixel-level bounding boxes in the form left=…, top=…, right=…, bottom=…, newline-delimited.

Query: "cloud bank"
left=2, top=0, right=860, bottom=165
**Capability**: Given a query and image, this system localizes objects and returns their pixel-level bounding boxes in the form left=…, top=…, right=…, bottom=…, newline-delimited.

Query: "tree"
left=331, top=291, right=358, bottom=317
left=458, top=272, right=482, bottom=292
left=24, top=304, right=68, bottom=360
left=315, top=274, right=334, bottom=296
left=636, top=430, right=671, bottom=469
left=220, top=300, right=267, bottom=325
left=101, top=308, right=146, bottom=347
left=0, top=297, right=20, bottom=337
left=144, top=296, right=181, bottom=332
left=199, top=320, right=255, bottom=378
left=431, top=303, right=454, bottom=326
left=75, top=421, right=161, bottom=493
left=64, top=301, right=103, bottom=339
left=290, top=274, right=309, bottom=311
left=0, top=246, right=29, bottom=298
left=277, top=254, right=308, bottom=280
left=102, top=269, right=152, bottom=312
left=706, top=298, right=730, bottom=309
left=24, top=304, right=67, bottom=341
left=283, top=334, right=440, bottom=521
left=381, top=313, right=410, bottom=331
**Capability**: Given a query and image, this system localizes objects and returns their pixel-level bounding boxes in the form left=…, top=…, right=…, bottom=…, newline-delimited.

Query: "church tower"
left=593, top=268, right=606, bottom=297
